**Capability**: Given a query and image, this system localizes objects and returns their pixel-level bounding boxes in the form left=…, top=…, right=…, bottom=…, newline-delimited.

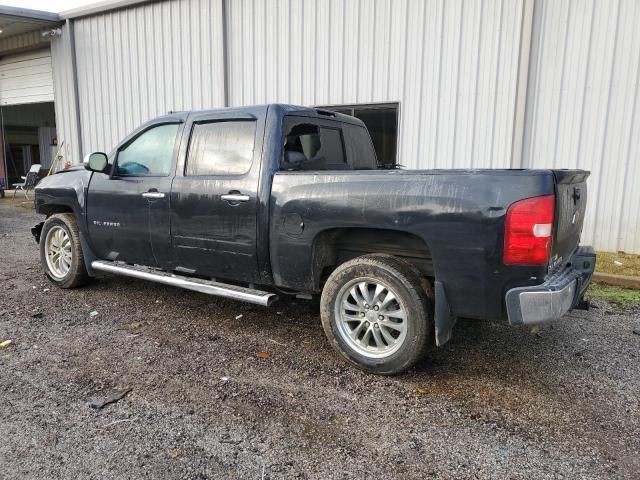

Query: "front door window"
left=117, top=123, right=179, bottom=176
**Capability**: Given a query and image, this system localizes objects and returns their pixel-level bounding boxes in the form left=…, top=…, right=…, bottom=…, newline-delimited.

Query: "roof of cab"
left=279, top=104, right=364, bottom=125
left=163, top=104, right=365, bottom=126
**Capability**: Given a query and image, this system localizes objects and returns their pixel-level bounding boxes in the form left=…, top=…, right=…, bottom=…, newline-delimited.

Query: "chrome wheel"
left=45, top=226, right=72, bottom=280
left=335, top=278, right=408, bottom=359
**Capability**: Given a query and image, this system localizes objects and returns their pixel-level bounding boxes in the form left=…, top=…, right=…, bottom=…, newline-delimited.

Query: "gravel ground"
left=1, top=203, right=639, bottom=479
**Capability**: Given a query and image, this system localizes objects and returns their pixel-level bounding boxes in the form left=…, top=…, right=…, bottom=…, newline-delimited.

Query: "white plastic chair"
left=12, top=163, right=41, bottom=200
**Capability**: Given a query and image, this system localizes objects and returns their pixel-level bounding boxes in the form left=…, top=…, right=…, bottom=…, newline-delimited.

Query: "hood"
left=55, top=164, right=87, bottom=174
left=35, top=165, right=92, bottom=199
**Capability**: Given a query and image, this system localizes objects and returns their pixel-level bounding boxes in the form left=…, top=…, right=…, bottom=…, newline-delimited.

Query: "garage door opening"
left=319, top=103, right=399, bottom=167
left=0, top=102, right=57, bottom=191
left=0, top=48, right=56, bottom=194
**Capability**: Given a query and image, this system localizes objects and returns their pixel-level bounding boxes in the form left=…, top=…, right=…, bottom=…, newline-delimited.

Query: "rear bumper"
left=506, top=246, right=595, bottom=326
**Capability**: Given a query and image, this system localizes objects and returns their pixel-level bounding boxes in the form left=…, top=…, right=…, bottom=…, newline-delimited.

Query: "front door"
left=167, top=109, right=265, bottom=283
left=86, top=122, right=181, bottom=266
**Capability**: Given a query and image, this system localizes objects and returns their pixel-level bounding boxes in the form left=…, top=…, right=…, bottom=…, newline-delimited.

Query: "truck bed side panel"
left=270, top=169, right=556, bottom=321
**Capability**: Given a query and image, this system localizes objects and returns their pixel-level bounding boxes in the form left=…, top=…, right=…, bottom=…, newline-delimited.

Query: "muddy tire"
left=40, top=213, right=90, bottom=289
left=320, top=254, right=434, bottom=375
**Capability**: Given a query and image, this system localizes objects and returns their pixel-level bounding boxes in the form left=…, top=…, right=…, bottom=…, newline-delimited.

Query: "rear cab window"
left=343, top=123, right=378, bottom=170
left=281, top=119, right=347, bottom=171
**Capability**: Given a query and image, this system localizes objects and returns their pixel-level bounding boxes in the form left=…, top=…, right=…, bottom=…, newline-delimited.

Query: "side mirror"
left=84, top=152, right=109, bottom=173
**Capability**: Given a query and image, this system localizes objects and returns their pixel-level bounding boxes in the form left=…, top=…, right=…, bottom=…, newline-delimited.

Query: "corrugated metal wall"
left=524, top=0, right=640, bottom=253
left=52, top=0, right=226, bottom=160
left=51, top=22, right=82, bottom=166
left=227, top=0, right=526, bottom=170
left=48, top=0, right=640, bottom=252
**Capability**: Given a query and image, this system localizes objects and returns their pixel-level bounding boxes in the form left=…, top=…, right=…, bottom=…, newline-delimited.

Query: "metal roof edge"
left=60, top=0, right=161, bottom=20
left=0, top=5, right=61, bottom=24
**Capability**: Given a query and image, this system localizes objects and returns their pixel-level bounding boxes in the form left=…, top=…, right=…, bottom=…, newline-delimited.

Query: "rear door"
left=550, top=170, right=590, bottom=270
left=165, top=108, right=266, bottom=282
left=86, top=122, right=182, bottom=266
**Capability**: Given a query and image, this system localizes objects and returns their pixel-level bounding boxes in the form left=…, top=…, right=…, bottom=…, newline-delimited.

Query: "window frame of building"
left=317, top=102, right=400, bottom=167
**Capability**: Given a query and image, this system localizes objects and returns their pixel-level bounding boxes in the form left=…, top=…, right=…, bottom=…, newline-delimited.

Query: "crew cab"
left=32, top=104, right=595, bottom=374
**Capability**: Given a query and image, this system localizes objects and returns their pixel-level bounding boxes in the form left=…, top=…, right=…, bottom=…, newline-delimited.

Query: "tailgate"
left=550, top=170, right=590, bottom=271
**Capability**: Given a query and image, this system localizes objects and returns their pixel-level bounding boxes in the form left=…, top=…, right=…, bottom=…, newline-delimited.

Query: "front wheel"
left=320, top=254, right=434, bottom=375
left=40, top=213, right=90, bottom=288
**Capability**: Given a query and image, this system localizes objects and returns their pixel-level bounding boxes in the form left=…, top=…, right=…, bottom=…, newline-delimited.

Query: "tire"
left=320, top=254, right=434, bottom=375
left=40, top=213, right=90, bottom=289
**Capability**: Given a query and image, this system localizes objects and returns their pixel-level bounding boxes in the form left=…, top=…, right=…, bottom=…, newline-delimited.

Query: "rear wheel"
left=40, top=213, right=90, bottom=288
left=320, top=254, right=433, bottom=375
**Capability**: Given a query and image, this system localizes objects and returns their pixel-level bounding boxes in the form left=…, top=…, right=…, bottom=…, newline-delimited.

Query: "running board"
left=91, top=261, right=278, bottom=306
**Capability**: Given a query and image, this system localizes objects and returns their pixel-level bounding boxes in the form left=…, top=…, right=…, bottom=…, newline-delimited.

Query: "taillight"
left=503, top=195, right=555, bottom=265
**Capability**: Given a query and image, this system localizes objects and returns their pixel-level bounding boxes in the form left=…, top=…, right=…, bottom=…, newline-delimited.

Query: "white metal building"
left=1, top=0, right=639, bottom=254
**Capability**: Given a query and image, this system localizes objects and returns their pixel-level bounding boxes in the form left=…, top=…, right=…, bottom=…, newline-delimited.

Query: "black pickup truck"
left=32, top=104, right=595, bottom=374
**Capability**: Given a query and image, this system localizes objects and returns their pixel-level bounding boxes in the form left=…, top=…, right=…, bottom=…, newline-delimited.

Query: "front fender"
left=34, top=168, right=90, bottom=230
left=34, top=168, right=99, bottom=276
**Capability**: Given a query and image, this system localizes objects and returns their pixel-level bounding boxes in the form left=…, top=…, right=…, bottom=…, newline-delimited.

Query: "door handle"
left=221, top=193, right=250, bottom=203
left=142, top=192, right=165, bottom=199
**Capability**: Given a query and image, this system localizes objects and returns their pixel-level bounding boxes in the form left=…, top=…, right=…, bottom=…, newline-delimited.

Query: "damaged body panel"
left=269, top=168, right=559, bottom=322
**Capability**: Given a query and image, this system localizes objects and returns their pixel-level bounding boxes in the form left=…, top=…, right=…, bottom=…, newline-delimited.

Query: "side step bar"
left=91, top=261, right=278, bottom=306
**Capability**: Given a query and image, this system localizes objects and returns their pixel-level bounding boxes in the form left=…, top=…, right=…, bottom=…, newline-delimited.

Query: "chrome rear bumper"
left=506, top=246, right=595, bottom=326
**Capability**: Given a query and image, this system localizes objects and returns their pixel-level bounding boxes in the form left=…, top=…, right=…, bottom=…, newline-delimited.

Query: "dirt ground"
left=1, top=203, right=639, bottom=479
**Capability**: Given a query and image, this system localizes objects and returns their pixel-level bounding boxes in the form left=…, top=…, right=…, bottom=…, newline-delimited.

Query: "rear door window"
left=186, top=120, right=256, bottom=176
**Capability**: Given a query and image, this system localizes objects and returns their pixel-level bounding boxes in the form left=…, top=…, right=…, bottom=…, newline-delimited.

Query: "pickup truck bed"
left=271, top=168, right=583, bottom=319
left=32, top=104, right=594, bottom=374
